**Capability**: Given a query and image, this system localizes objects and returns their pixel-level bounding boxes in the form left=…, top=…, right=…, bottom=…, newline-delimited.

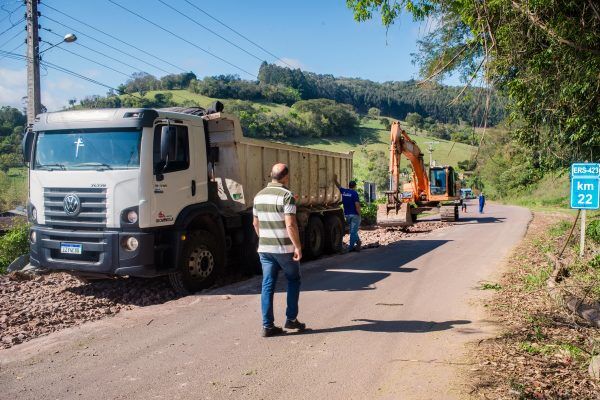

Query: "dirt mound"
left=0, top=273, right=178, bottom=349
left=355, top=221, right=450, bottom=247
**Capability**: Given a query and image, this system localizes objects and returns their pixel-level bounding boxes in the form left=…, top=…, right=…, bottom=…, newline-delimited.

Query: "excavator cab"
left=428, top=166, right=458, bottom=198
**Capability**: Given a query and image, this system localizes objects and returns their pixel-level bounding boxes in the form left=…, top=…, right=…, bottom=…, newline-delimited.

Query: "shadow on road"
left=227, top=239, right=450, bottom=294
left=289, top=319, right=471, bottom=335
left=457, top=216, right=505, bottom=224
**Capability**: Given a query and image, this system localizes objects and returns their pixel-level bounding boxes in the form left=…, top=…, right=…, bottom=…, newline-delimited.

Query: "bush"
left=380, top=118, right=391, bottom=131
left=360, top=202, right=377, bottom=225
left=0, top=223, right=29, bottom=273
left=586, top=219, right=600, bottom=244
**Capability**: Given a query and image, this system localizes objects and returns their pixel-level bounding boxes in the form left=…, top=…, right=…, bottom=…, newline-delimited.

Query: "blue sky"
left=0, top=0, right=444, bottom=111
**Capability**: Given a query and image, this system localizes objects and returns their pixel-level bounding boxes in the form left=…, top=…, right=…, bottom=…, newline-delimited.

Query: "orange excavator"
left=377, top=121, right=462, bottom=226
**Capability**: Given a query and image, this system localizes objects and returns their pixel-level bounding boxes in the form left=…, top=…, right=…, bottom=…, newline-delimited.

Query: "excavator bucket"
left=377, top=202, right=413, bottom=227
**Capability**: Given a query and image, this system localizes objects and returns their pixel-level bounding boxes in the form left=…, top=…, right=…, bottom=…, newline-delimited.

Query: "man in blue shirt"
left=334, top=175, right=362, bottom=252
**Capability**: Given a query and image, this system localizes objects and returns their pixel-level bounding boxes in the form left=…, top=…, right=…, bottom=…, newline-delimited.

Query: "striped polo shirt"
left=253, top=182, right=297, bottom=254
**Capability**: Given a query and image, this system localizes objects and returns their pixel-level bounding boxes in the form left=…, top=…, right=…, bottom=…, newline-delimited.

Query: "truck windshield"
left=34, top=129, right=142, bottom=171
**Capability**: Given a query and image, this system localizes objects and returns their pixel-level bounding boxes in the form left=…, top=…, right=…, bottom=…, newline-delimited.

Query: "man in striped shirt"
left=253, top=163, right=306, bottom=337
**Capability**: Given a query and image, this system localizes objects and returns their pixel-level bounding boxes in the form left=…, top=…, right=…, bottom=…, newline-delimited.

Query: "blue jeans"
left=259, top=252, right=301, bottom=328
left=346, top=214, right=361, bottom=249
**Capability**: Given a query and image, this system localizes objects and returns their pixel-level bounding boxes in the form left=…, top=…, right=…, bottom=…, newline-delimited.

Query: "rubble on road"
left=349, top=221, right=450, bottom=247
left=0, top=273, right=178, bottom=349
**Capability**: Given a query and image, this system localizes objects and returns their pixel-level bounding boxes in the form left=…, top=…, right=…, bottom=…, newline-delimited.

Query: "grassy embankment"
left=0, top=167, right=27, bottom=211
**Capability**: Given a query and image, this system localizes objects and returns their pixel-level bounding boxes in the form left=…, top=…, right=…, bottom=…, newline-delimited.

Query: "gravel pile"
left=0, top=272, right=178, bottom=349
left=351, top=221, right=450, bottom=247
left=0, top=220, right=449, bottom=350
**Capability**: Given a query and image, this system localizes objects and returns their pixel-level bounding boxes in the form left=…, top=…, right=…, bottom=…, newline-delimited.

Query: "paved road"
left=0, top=203, right=530, bottom=400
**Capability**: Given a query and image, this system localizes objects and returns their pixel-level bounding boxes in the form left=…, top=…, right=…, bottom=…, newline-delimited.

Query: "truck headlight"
left=126, top=210, right=138, bottom=224
left=122, top=236, right=138, bottom=251
left=31, top=207, right=37, bottom=221
left=30, top=230, right=37, bottom=244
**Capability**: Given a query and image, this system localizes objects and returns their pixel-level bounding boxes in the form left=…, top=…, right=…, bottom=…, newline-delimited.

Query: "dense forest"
left=257, top=62, right=505, bottom=125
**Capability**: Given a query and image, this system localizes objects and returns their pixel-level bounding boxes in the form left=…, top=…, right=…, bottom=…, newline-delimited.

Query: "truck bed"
left=205, top=113, right=353, bottom=213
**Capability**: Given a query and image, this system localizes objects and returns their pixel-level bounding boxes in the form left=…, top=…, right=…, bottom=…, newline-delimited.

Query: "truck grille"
left=44, top=188, right=107, bottom=230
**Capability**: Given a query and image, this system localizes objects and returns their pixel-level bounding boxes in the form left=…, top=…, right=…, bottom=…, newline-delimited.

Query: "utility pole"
left=424, top=141, right=439, bottom=167
left=26, top=0, right=41, bottom=129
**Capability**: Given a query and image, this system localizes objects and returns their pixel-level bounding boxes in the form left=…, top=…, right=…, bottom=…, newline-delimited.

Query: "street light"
left=39, top=33, right=77, bottom=54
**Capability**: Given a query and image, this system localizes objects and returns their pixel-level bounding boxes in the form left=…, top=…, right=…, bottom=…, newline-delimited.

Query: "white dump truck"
left=22, top=104, right=353, bottom=293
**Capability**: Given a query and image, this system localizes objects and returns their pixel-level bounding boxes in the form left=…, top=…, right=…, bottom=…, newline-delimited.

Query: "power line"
left=43, top=3, right=187, bottom=73
left=40, top=39, right=132, bottom=78
left=41, top=36, right=191, bottom=104
left=0, top=23, right=21, bottom=49
left=41, top=14, right=169, bottom=75
left=0, top=40, right=22, bottom=62
left=0, top=49, right=144, bottom=99
left=157, top=0, right=265, bottom=63
left=41, top=25, right=158, bottom=78
left=107, top=0, right=257, bottom=78
left=182, top=0, right=293, bottom=68
left=0, top=3, right=23, bottom=25
left=0, top=15, right=23, bottom=36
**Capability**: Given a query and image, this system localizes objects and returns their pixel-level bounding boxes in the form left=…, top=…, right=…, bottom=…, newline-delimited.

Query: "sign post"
left=570, top=163, right=600, bottom=256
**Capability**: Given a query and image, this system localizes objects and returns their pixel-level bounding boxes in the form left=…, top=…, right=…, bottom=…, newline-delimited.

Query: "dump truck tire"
left=324, top=214, right=344, bottom=254
left=304, top=216, right=325, bottom=259
left=169, top=230, right=223, bottom=295
left=440, top=205, right=457, bottom=222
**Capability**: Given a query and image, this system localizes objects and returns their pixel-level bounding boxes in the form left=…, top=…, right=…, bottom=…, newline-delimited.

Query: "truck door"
left=151, top=123, right=196, bottom=226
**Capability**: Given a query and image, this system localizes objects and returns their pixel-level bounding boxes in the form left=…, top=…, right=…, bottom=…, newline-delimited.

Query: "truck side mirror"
left=22, top=129, right=33, bottom=164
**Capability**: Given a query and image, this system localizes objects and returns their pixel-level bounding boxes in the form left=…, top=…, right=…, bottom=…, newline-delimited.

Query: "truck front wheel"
left=169, top=230, right=223, bottom=295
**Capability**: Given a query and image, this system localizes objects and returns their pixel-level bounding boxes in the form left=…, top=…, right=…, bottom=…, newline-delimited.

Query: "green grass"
left=282, top=118, right=476, bottom=180
left=124, top=89, right=291, bottom=114
left=496, top=173, right=572, bottom=212
left=0, top=167, right=27, bottom=212
left=480, top=282, right=502, bottom=290
left=523, top=265, right=552, bottom=291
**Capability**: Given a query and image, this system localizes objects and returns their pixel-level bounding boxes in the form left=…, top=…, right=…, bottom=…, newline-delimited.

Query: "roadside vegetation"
left=0, top=223, right=28, bottom=274
left=471, top=213, right=600, bottom=398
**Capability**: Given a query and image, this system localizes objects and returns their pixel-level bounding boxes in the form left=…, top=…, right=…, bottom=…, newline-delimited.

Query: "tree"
left=346, top=0, right=600, bottom=169
left=380, top=117, right=391, bottom=131
left=405, top=112, right=423, bottom=130
left=368, top=107, right=381, bottom=118
left=258, top=62, right=505, bottom=125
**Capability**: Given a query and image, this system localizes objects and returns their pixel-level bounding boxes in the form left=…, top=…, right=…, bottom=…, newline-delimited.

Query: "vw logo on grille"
left=63, top=194, right=81, bottom=216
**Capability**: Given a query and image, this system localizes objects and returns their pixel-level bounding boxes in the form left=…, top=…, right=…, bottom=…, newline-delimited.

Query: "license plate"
left=60, top=243, right=82, bottom=255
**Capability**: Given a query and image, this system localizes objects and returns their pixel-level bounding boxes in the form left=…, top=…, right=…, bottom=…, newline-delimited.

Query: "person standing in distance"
left=253, top=163, right=306, bottom=337
left=478, top=192, right=486, bottom=214
left=334, top=175, right=362, bottom=252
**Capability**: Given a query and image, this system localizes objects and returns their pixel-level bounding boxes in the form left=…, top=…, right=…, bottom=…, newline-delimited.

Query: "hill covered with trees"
left=79, top=63, right=505, bottom=129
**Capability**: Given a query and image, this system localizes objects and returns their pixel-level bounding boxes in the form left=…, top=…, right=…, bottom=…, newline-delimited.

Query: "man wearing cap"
left=334, top=175, right=362, bottom=252
left=253, top=163, right=306, bottom=337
